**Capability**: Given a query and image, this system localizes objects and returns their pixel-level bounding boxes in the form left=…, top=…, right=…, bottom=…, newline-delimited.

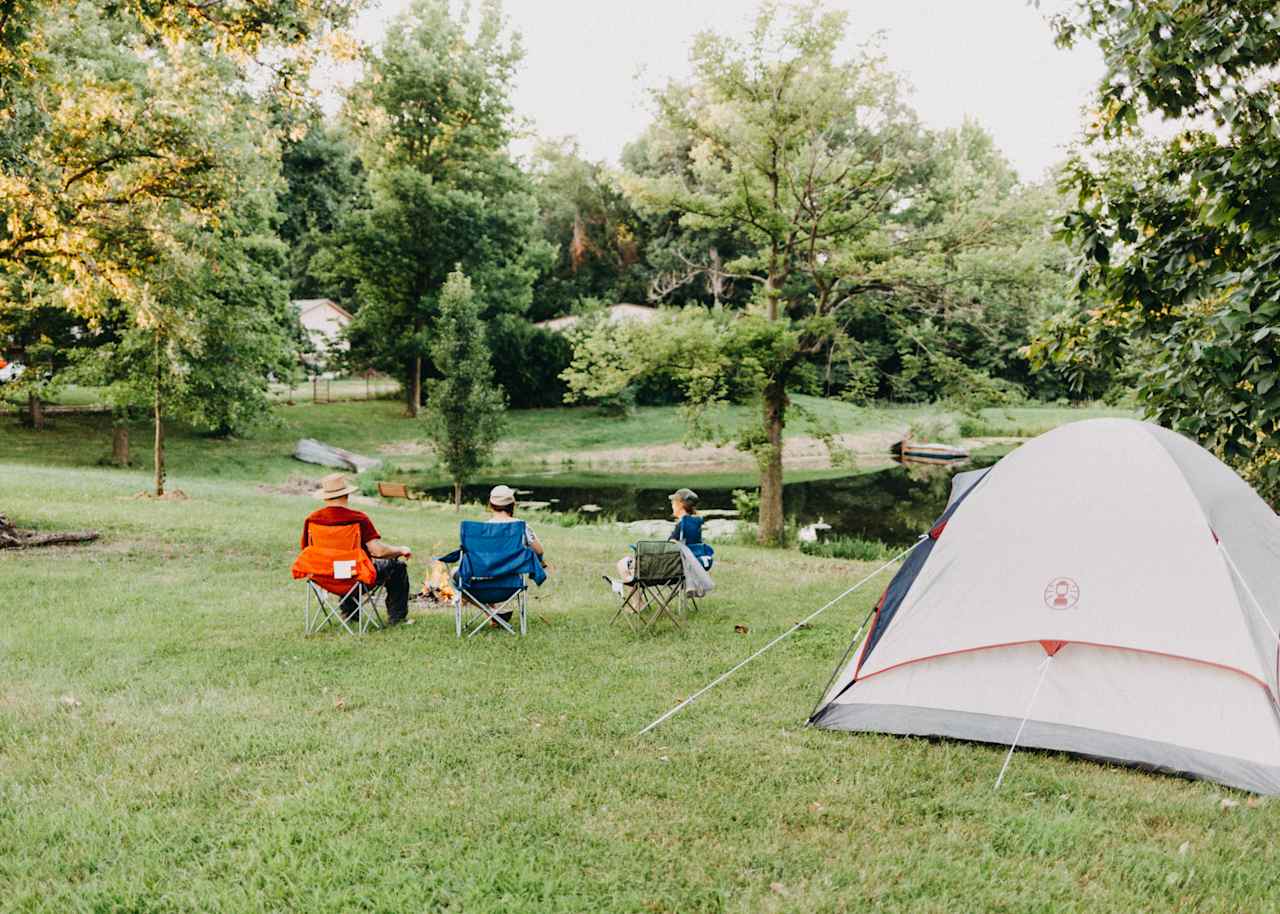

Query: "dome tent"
left=810, top=419, right=1280, bottom=794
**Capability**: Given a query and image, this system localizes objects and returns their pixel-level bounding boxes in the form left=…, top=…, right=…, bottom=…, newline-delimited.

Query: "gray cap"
left=489, top=484, right=516, bottom=506
left=668, top=487, right=699, bottom=503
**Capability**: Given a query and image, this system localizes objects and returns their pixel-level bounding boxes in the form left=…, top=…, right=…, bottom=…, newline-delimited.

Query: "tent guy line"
left=636, top=541, right=921, bottom=738
left=993, top=653, right=1054, bottom=791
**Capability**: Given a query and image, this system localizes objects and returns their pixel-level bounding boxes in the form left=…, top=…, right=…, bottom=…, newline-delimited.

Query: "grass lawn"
left=2, top=447, right=1276, bottom=911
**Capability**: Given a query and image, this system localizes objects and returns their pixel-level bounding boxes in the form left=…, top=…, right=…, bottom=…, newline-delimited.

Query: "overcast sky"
left=319, top=0, right=1103, bottom=183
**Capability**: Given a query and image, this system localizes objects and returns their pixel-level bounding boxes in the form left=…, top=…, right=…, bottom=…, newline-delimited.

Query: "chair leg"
left=520, top=591, right=527, bottom=636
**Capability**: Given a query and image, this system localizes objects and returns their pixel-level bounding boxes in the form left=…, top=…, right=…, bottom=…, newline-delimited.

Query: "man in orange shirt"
left=302, top=474, right=414, bottom=626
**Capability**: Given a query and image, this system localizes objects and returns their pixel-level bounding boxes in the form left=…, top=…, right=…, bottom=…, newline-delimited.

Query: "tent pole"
left=994, top=654, right=1054, bottom=791
left=637, top=545, right=915, bottom=738
left=1218, top=543, right=1280, bottom=646
left=1218, top=543, right=1280, bottom=704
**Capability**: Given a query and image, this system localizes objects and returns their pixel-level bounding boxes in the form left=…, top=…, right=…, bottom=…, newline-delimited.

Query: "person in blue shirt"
left=609, top=487, right=715, bottom=601
left=667, top=487, right=713, bottom=570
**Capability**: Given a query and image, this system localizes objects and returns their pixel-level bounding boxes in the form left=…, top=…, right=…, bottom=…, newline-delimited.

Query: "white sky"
left=319, top=0, right=1103, bottom=183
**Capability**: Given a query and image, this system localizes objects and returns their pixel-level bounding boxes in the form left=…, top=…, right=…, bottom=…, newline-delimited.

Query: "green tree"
left=615, top=3, right=1053, bottom=543
left=3, top=2, right=304, bottom=493
left=277, top=119, right=366, bottom=299
left=1036, top=1, right=1280, bottom=500
left=326, top=0, right=548, bottom=416
left=73, top=181, right=299, bottom=494
left=528, top=139, right=649, bottom=321
left=424, top=270, right=506, bottom=508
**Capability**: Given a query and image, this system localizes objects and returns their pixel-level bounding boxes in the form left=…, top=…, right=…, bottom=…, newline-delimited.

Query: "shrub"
left=731, top=487, right=760, bottom=522
left=800, top=536, right=897, bottom=561
left=487, top=316, right=572, bottom=409
left=906, top=413, right=960, bottom=443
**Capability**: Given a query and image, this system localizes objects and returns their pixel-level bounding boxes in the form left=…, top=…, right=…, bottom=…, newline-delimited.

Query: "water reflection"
left=423, top=457, right=997, bottom=547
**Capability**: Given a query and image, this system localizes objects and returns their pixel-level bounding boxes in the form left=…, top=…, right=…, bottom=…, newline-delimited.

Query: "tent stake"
left=637, top=545, right=915, bottom=738
left=994, top=654, right=1054, bottom=791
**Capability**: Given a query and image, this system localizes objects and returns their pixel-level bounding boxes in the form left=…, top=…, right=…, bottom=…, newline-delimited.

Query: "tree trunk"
left=453, top=480, right=462, bottom=511
left=153, top=388, right=165, bottom=497
left=757, top=382, right=787, bottom=546
left=112, top=422, right=130, bottom=467
left=407, top=356, right=422, bottom=418
left=27, top=392, right=43, bottom=430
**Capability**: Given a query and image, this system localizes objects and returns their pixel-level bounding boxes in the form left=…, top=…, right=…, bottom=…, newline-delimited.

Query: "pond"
left=422, top=457, right=999, bottom=547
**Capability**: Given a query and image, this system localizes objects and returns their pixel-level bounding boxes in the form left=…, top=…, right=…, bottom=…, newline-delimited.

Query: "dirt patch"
left=132, top=489, right=189, bottom=501
left=379, top=440, right=433, bottom=457
left=257, top=475, right=320, bottom=497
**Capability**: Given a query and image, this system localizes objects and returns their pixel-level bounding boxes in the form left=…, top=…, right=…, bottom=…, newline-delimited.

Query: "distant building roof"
left=292, top=298, right=352, bottom=359
left=535, top=303, right=659, bottom=334
left=294, top=298, right=353, bottom=322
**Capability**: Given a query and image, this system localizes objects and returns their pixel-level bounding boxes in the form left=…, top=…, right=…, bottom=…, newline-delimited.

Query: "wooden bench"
left=376, top=481, right=417, bottom=500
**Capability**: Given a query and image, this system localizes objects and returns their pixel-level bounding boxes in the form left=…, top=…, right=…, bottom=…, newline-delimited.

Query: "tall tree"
left=2, top=1, right=306, bottom=493
left=328, top=0, right=548, bottom=416
left=71, top=143, right=299, bottom=494
left=527, top=139, right=648, bottom=321
left=617, top=4, right=930, bottom=543
left=1037, top=1, right=1280, bottom=501
left=423, top=270, right=506, bottom=508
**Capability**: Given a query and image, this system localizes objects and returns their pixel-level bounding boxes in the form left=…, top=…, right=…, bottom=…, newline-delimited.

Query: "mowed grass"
left=2, top=459, right=1277, bottom=913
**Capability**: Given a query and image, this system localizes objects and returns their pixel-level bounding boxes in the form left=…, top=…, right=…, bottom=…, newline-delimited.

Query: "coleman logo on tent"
left=1043, top=577, right=1079, bottom=610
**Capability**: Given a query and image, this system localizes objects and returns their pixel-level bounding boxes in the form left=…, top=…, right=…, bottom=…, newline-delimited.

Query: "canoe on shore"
left=889, top=440, right=970, bottom=465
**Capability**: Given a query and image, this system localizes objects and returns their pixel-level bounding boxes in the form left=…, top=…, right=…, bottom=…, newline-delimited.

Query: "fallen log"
left=293, top=438, right=382, bottom=473
left=0, top=512, right=100, bottom=549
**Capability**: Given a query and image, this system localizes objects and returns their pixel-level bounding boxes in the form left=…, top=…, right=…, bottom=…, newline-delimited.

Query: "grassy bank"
left=0, top=460, right=1275, bottom=912
left=0, top=396, right=1132, bottom=488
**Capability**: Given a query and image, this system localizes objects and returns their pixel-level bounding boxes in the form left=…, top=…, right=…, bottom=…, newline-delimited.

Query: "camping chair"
left=291, top=523, right=386, bottom=635
left=613, top=540, right=687, bottom=632
left=437, top=521, right=546, bottom=638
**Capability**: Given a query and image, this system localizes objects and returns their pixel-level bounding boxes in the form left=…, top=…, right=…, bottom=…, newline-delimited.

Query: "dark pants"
left=342, top=558, right=410, bottom=623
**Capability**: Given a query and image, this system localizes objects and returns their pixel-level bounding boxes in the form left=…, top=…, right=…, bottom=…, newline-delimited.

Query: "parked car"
left=0, top=359, right=26, bottom=383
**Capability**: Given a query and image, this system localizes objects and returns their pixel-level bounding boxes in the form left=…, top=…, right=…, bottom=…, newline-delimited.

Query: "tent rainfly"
left=810, top=419, right=1280, bottom=794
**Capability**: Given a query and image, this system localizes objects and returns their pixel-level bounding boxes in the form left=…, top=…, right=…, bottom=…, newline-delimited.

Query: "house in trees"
left=293, top=298, right=352, bottom=374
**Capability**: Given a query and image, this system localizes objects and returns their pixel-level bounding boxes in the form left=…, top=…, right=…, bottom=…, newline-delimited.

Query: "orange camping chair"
left=292, top=523, right=385, bottom=635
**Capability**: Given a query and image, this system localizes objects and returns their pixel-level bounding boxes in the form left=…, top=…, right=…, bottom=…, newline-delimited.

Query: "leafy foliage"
left=1041, top=1, right=1280, bottom=501
left=485, top=314, right=571, bottom=409
left=571, top=4, right=1067, bottom=542
left=0, top=1, right=321, bottom=489
left=277, top=120, right=366, bottom=299
left=325, top=0, right=549, bottom=412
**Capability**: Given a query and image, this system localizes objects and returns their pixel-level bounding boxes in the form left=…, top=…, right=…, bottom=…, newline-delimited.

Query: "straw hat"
left=488, top=484, right=516, bottom=506
left=314, top=473, right=359, bottom=501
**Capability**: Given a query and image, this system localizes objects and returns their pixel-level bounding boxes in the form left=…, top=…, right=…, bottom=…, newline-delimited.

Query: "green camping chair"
left=612, top=540, right=687, bottom=632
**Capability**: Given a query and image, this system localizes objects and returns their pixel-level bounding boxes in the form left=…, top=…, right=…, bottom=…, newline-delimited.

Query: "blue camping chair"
left=437, top=521, right=547, bottom=637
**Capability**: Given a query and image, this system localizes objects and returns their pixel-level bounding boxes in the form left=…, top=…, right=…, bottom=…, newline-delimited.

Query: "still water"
left=424, top=458, right=997, bottom=547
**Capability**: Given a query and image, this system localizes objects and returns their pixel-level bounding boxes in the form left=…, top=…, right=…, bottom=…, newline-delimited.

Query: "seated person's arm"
left=366, top=538, right=412, bottom=559
left=527, top=529, right=544, bottom=557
